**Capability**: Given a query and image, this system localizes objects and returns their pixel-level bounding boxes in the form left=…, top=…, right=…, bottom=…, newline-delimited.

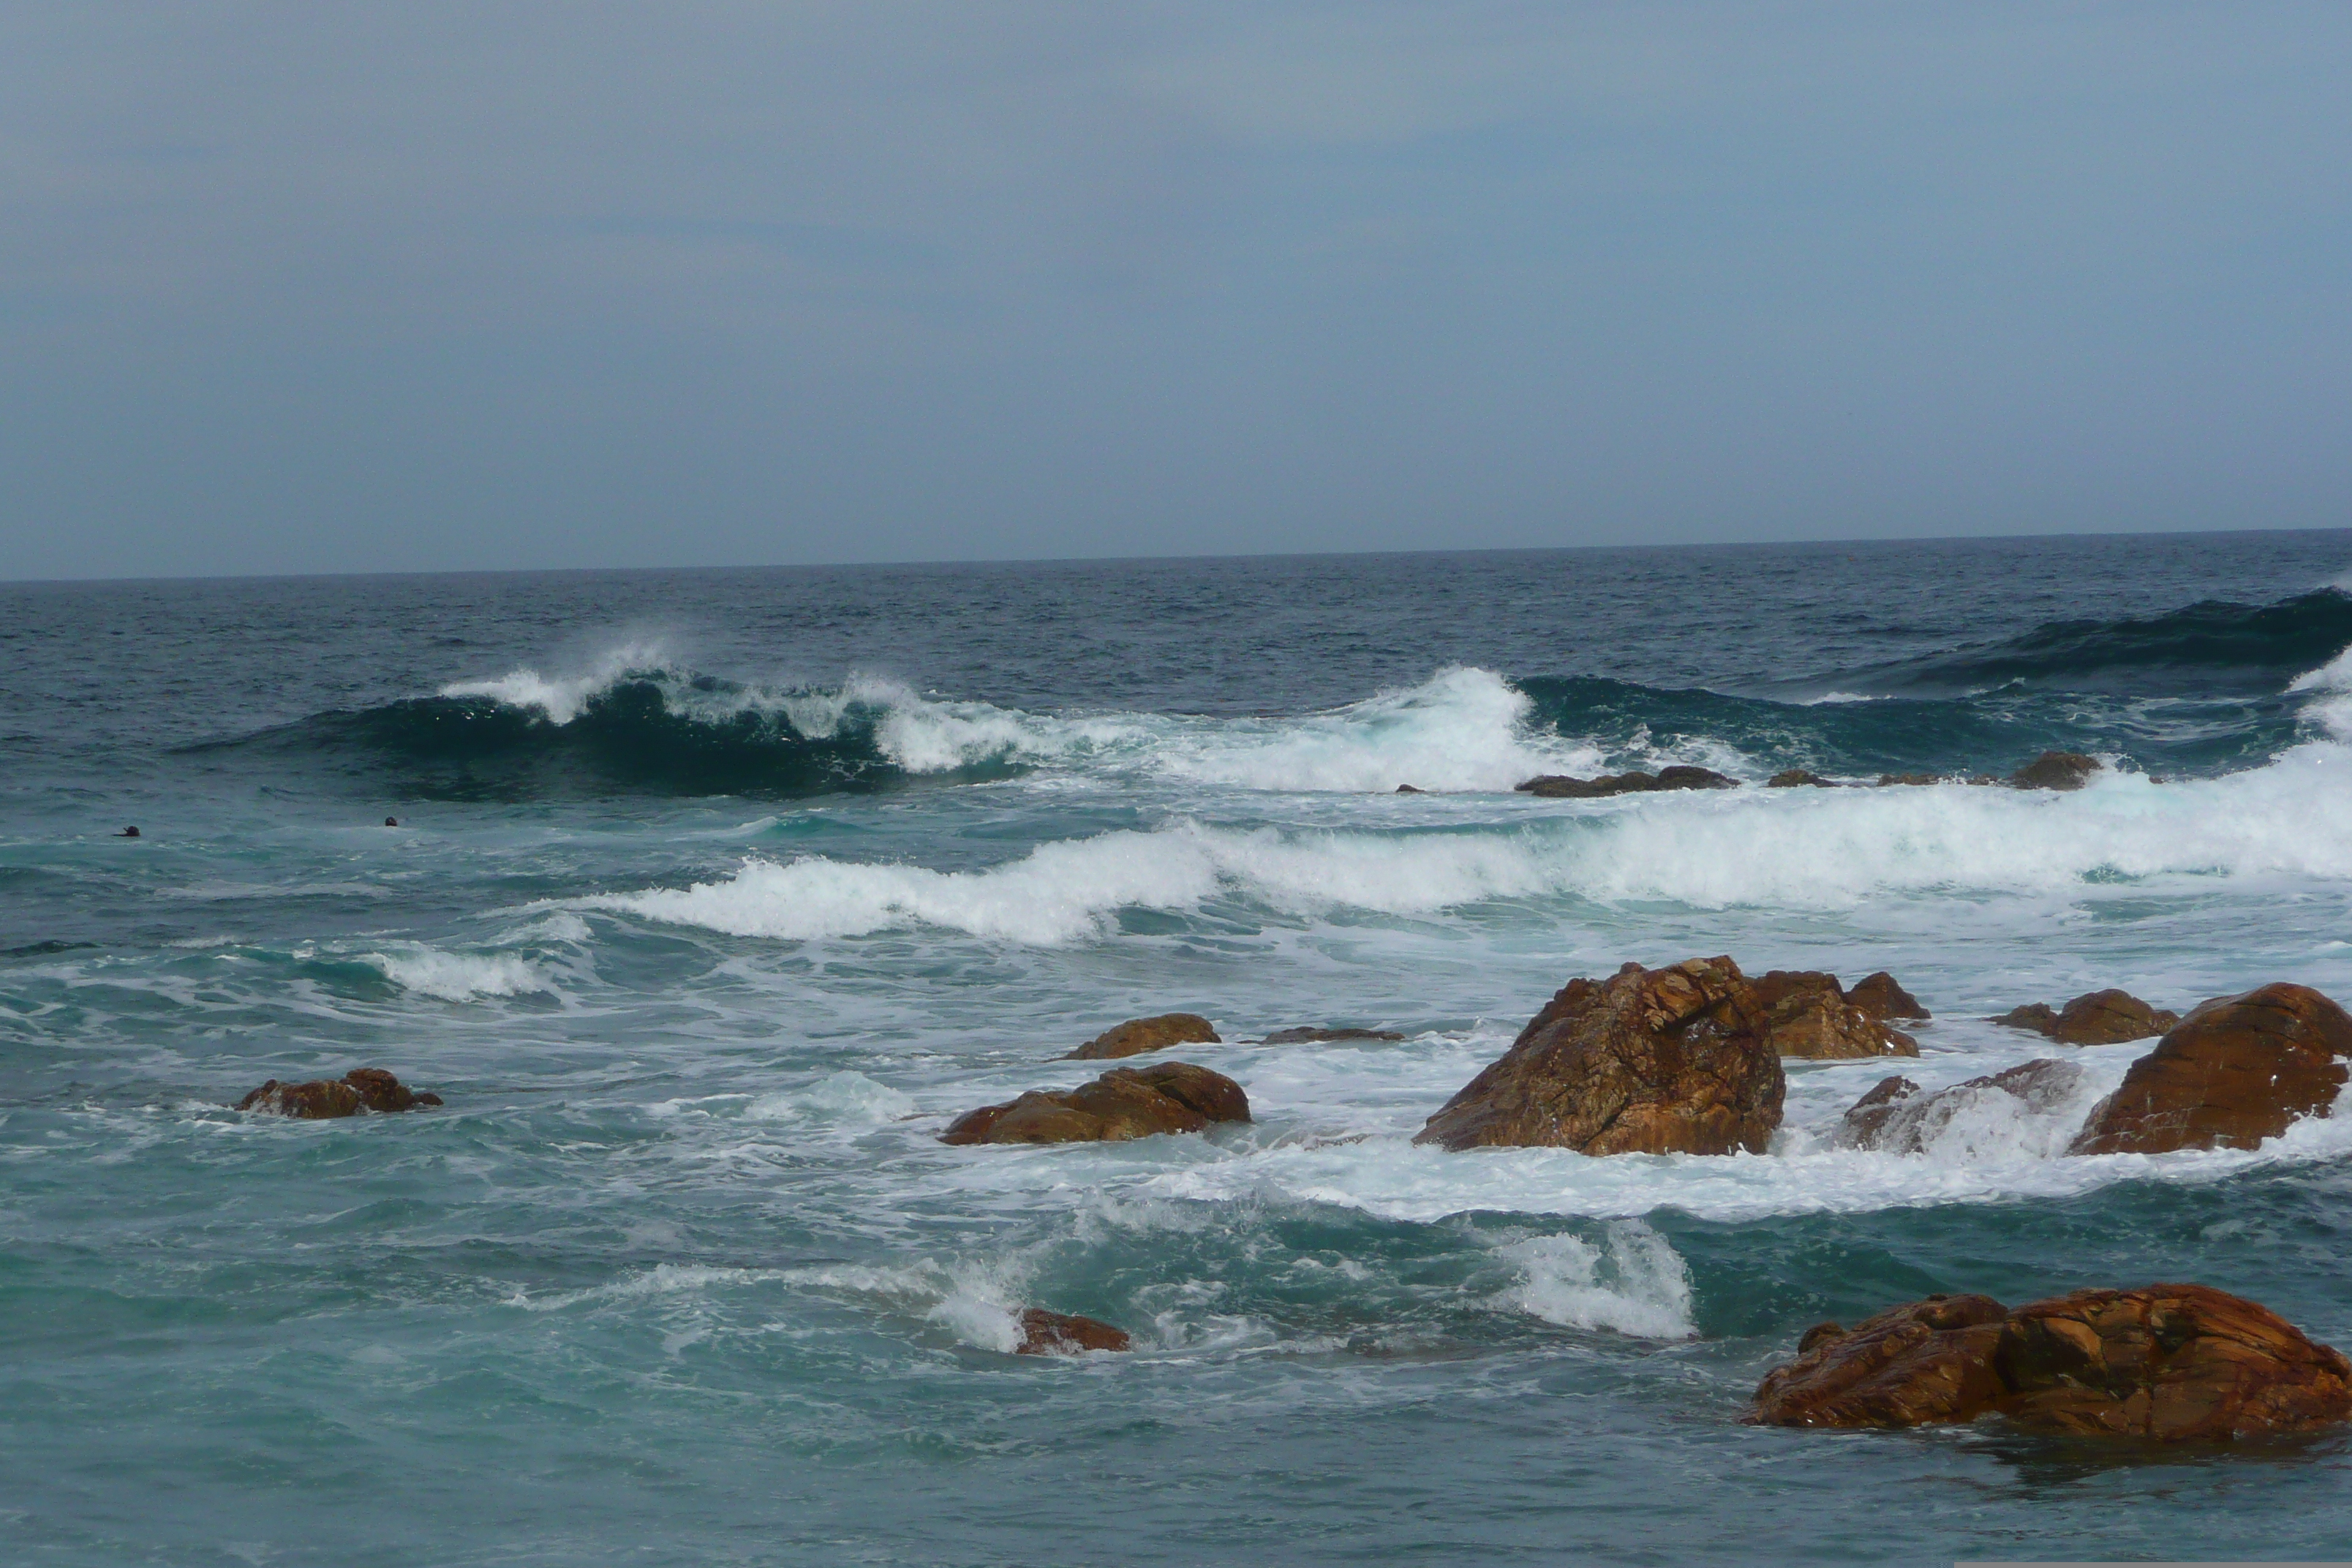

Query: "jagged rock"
left=2070, top=983, right=2352, bottom=1155
left=1752, top=970, right=1918, bottom=1060
left=1766, top=769, right=1837, bottom=788
left=235, top=1068, right=442, bottom=1118
left=1837, top=1059, right=2087, bottom=1153
left=1514, top=766, right=1738, bottom=799
left=1846, top=971, right=1929, bottom=1021
left=1751, top=1286, right=2352, bottom=1440
left=1258, top=1025, right=1406, bottom=1044
left=1877, top=772, right=1945, bottom=787
left=1992, top=989, right=2177, bottom=1044
left=1015, top=1308, right=1131, bottom=1354
left=2011, top=750, right=2101, bottom=791
left=1067, top=1012, right=1221, bottom=1060
left=941, top=1061, right=1251, bottom=1145
left=1414, top=957, right=1782, bottom=1154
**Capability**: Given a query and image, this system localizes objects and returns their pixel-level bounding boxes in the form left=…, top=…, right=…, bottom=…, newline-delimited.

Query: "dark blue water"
left=7, top=529, right=2352, bottom=1565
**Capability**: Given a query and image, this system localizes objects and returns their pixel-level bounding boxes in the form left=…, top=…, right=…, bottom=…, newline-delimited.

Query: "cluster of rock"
left=235, top=1067, right=441, bottom=1118
left=1991, top=987, right=2177, bottom=1044
left=1749, top=1285, right=2352, bottom=1440
left=1520, top=751, right=2105, bottom=798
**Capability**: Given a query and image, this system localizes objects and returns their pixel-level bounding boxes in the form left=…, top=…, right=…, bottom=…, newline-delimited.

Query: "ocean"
left=7, top=529, right=2352, bottom=1565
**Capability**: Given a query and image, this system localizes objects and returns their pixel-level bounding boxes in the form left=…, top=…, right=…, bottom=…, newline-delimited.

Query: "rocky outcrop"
left=1846, top=971, right=1929, bottom=1022
left=2069, top=983, right=2352, bottom=1155
left=1992, top=989, right=2177, bottom=1044
left=1751, top=1285, right=2352, bottom=1440
left=235, top=1068, right=442, bottom=1118
left=1015, top=1308, right=1131, bottom=1354
left=1414, top=957, right=1783, bottom=1154
left=941, top=1061, right=1251, bottom=1145
left=1514, top=765, right=1737, bottom=799
left=1765, top=769, right=1836, bottom=788
left=1258, top=1025, right=1406, bottom=1044
left=1752, top=970, right=1918, bottom=1060
left=1877, top=772, right=1944, bottom=787
left=1836, top=1059, right=2087, bottom=1153
left=1067, top=1013, right=1220, bottom=1060
left=2011, top=751, right=2101, bottom=791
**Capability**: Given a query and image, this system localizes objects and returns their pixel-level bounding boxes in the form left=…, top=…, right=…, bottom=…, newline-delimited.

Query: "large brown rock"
left=235, top=1068, right=442, bottom=1118
left=1752, top=1285, right=2352, bottom=1441
left=2069, top=983, right=2352, bottom=1155
left=1514, top=765, right=1737, bottom=799
left=1066, top=1013, right=1220, bottom=1060
left=1015, top=1308, right=1131, bottom=1355
left=1836, top=1059, right=2087, bottom=1153
left=1846, top=971, right=1929, bottom=1021
left=1414, top=957, right=1784, bottom=1154
left=1752, top=970, right=1918, bottom=1060
left=2010, top=751, right=2101, bottom=791
left=941, top=1061, right=1251, bottom=1145
left=1992, top=988, right=2177, bottom=1044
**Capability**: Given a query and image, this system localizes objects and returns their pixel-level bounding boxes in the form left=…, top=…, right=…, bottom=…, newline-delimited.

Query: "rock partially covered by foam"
left=2010, top=750, right=2101, bottom=791
left=1752, top=970, right=1918, bottom=1060
left=1837, top=1059, right=2087, bottom=1153
left=235, top=1068, right=443, bottom=1118
left=1992, top=989, right=2177, bottom=1044
left=1765, top=769, right=1837, bottom=788
left=941, top=1061, right=1250, bottom=1145
left=1845, top=971, right=1929, bottom=1021
left=1415, top=957, right=1783, bottom=1155
left=1066, top=1013, right=1220, bottom=1060
left=2069, top=983, right=2352, bottom=1155
left=1751, top=1286, right=2352, bottom=1440
left=1514, top=765, right=1737, bottom=799
left=1015, top=1308, right=1131, bottom=1354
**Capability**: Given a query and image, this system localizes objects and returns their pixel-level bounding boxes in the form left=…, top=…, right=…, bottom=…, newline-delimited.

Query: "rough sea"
left=8, top=530, right=2352, bottom=1566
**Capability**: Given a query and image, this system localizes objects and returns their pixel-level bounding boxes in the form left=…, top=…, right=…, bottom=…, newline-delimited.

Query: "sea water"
left=6, top=532, right=2352, bottom=1565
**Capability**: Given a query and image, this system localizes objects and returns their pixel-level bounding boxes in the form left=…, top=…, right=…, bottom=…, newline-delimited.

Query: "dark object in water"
left=1394, top=784, right=1423, bottom=794
left=1515, top=765, right=1737, bottom=799
left=385, top=816, right=400, bottom=826
left=117, top=826, right=140, bottom=838
left=236, top=1067, right=444, bottom=1118
left=1990, top=988, right=2176, bottom=1044
left=1258, top=1025, right=1407, bottom=1044
left=1766, top=769, right=1836, bottom=788
left=1015, top=1308, right=1131, bottom=1354
left=1066, top=1013, right=1221, bottom=1060
left=2010, top=751, right=2102, bottom=791
left=942, top=1061, right=1250, bottom=1145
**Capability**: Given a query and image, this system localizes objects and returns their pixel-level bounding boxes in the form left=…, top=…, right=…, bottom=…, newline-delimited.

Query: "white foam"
left=440, top=640, right=672, bottom=725
left=368, top=946, right=551, bottom=1000
left=745, top=1071, right=917, bottom=1126
left=2290, top=646, right=2352, bottom=739
left=1499, top=1221, right=1695, bottom=1338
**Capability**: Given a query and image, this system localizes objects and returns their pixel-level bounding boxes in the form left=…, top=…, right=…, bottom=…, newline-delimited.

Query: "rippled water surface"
left=7, top=533, right=2352, bottom=1565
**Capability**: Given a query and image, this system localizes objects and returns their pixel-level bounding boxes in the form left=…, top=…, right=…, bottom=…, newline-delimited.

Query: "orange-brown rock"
left=1846, top=971, right=1929, bottom=1021
left=1066, top=1012, right=1220, bottom=1060
left=941, top=1060, right=1251, bottom=1145
left=1993, top=988, right=2177, bottom=1044
left=1837, top=1059, right=2086, bottom=1153
left=1752, top=1285, right=2352, bottom=1441
left=1015, top=1308, right=1132, bottom=1354
left=2069, top=982, right=2352, bottom=1155
left=1414, top=957, right=1783, bottom=1154
left=2010, top=750, right=2101, bottom=791
left=235, top=1068, right=443, bottom=1118
left=1752, top=970, right=1918, bottom=1060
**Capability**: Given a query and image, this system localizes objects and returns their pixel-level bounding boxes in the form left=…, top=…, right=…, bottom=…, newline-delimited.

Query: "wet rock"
left=1846, top=971, right=1929, bottom=1022
left=1765, top=769, right=1836, bottom=788
left=2010, top=750, right=2101, bottom=791
left=2069, top=982, right=2352, bottom=1155
left=941, top=1061, right=1251, bottom=1145
left=1752, top=970, right=1918, bottom=1060
left=1394, top=784, right=1424, bottom=794
left=1838, top=1059, right=2087, bottom=1153
left=1258, top=1025, right=1406, bottom=1044
left=1992, top=989, right=2177, bottom=1045
left=235, top=1068, right=443, bottom=1118
left=1015, top=1308, right=1131, bottom=1355
left=1414, top=956, right=1783, bottom=1155
left=1876, top=772, right=1945, bottom=787
left=1066, top=1012, right=1221, bottom=1060
left=1751, top=1285, right=2352, bottom=1441
left=1514, top=766, right=1738, bottom=799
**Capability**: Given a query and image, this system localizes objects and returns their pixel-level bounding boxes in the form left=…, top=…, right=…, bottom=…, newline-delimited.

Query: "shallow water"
left=7, top=532, right=2352, bottom=1564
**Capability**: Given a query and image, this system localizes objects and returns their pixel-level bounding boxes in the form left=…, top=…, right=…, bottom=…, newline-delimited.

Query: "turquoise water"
left=7, top=533, right=2352, bottom=1564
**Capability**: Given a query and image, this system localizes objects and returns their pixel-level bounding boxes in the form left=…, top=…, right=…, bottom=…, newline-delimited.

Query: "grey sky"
left=4, top=2, right=2349, bottom=579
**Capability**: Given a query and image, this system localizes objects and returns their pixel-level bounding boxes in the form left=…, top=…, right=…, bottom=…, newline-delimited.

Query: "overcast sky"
left=4, top=3, right=2349, bottom=579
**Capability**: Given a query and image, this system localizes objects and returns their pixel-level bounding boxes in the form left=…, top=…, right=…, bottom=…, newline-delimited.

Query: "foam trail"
left=1500, top=1222, right=1695, bottom=1338
left=367, top=946, right=551, bottom=1000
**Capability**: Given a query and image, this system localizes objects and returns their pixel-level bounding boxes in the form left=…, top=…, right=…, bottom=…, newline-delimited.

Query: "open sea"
left=10, top=530, right=2352, bottom=1567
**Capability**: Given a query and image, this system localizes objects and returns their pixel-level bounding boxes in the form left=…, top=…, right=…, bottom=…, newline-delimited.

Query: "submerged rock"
left=1837, top=1059, right=2087, bottom=1153
left=1414, top=957, right=1782, bottom=1155
left=1751, top=1285, right=2352, bottom=1440
left=941, top=1061, right=1251, bottom=1145
left=2070, top=982, right=2352, bottom=1155
left=1258, top=1025, right=1406, bottom=1044
left=1015, top=1308, right=1131, bottom=1355
left=2010, top=750, right=2102, bottom=791
left=1846, top=971, right=1929, bottom=1022
left=1514, top=766, right=1738, bottom=799
left=1066, top=1013, right=1221, bottom=1060
left=235, top=1068, right=442, bottom=1118
left=1765, top=769, right=1837, bottom=788
left=1992, top=989, right=2177, bottom=1044
left=1752, top=970, right=1918, bottom=1060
